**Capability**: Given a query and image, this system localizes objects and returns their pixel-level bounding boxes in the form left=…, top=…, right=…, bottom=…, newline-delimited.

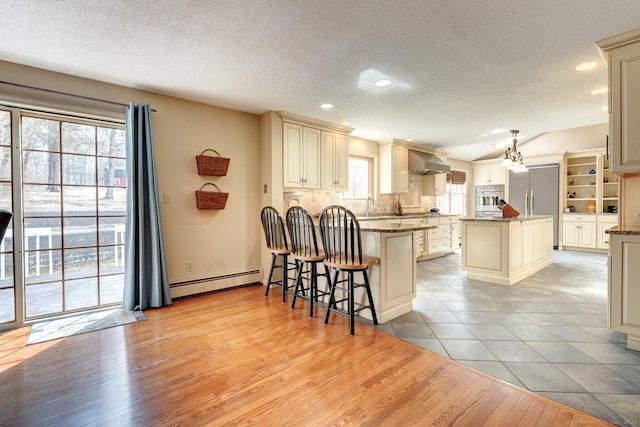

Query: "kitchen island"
left=461, top=216, right=554, bottom=285
left=352, top=220, right=435, bottom=323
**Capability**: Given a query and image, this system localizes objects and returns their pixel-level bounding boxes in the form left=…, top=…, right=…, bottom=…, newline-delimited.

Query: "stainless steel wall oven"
left=475, top=184, right=505, bottom=217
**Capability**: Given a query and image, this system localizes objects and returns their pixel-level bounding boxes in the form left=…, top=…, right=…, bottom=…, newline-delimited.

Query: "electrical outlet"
left=186, top=260, right=193, bottom=272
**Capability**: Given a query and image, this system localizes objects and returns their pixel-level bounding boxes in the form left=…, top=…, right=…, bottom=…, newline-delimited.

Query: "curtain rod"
left=0, top=80, right=157, bottom=112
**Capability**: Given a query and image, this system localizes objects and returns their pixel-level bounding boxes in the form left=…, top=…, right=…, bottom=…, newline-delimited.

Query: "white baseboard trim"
left=170, top=269, right=262, bottom=299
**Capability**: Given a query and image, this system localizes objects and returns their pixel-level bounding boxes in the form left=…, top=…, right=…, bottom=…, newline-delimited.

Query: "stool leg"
left=349, top=271, right=355, bottom=336
left=309, top=262, right=317, bottom=318
left=324, top=269, right=339, bottom=325
left=291, top=261, right=304, bottom=309
left=265, top=253, right=277, bottom=297
left=281, top=254, right=288, bottom=303
left=362, top=270, right=378, bottom=325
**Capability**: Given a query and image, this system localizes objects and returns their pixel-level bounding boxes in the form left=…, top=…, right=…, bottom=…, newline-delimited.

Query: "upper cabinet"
left=321, top=131, right=349, bottom=191
left=422, top=173, right=446, bottom=195
left=379, top=144, right=409, bottom=194
left=472, top=161, right=505, bottom=186
left=283, top=123, right=321, bottom=189
left=597, top=29, right=640, bottom=175
left=280, top=112, right=353, bottom=191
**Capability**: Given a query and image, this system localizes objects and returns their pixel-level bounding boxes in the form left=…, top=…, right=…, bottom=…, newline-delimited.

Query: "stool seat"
left=324, top=255, right=379, bottom=271
left=290, top=252, right=326, bottom=263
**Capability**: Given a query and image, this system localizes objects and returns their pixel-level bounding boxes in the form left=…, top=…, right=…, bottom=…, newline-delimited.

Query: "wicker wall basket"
left=195, top=183, right=229, bottom=210
left=195, top=149, right=230, bottom=176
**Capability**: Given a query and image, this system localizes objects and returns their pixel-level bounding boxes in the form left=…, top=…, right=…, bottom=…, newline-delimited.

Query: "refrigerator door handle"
left=530, top=189, right=534, bottom=217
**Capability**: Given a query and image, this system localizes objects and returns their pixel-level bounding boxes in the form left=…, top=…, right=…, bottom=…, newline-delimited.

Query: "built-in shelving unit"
left=564, top=151, right=618, bottom=214
left=565, top=155, right=598, bottom=214
left=602, top=156, right=620, bottom=214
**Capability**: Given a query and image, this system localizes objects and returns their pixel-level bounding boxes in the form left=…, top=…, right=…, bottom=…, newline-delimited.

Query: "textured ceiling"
left=1, top=0, right=639, bottom=160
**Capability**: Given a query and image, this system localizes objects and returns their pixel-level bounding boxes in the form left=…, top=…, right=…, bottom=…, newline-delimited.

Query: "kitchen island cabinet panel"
left=461, top=217, right=554, bottom=286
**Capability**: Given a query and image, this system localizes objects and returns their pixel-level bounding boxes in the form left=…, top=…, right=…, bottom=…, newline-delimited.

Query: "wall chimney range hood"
left=408, top=150, right=451, bottom=175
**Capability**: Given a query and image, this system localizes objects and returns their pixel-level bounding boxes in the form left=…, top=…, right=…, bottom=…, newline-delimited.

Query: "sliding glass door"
left=0, top=107, right=126, bottom=325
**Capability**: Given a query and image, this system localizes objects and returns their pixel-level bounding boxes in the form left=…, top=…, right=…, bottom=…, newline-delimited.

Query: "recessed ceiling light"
left=320, top=103, right=334, bottom=110
left=576, top=61, right=598, bottom=71
left=590, top=88, right=608, bottom=95
left=341, top=121, right=351, bottom=126
left=374, top=79, right=392, bottom=87
left=489, top=128, right=508, bottom=135
left=406, top=138, right=414, bottom=142
left=601, top=106, right=609, bottom=112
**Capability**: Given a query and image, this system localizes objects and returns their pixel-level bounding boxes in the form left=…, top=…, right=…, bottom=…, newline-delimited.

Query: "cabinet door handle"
left=606, top=135, right=609, bottom=160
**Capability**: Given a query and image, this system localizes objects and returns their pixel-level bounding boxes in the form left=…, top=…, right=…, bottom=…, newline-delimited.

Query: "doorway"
left=0, top=107, right=126, bottom=326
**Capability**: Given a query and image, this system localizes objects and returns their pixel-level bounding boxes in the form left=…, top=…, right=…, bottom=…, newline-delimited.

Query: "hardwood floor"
left=0, top=285, right=614, bottom=426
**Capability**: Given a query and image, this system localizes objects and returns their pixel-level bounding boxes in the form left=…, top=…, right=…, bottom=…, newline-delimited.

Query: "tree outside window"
left=344, top=156, right=373, bottom=199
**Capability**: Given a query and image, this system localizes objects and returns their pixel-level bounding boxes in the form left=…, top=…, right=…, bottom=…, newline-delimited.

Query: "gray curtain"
left=123, top=103, right=171, bottom=310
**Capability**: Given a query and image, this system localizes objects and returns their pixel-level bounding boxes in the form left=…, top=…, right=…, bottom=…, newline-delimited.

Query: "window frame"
left=343, top=154, right=375, bottom=200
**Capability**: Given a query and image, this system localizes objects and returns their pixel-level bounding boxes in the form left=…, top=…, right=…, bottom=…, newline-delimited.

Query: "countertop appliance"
left=475, top=184, right=505, bottom=218
left=508, top=164, right=559, bottom=247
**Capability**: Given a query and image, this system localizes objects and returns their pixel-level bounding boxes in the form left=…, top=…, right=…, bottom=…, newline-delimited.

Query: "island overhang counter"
left=460, top=216, right=554, bottom=286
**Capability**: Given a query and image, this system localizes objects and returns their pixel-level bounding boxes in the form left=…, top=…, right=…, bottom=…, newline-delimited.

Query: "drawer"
left=427, top=237, right=450, bottom=255
left=563, top=215, right=596, bottom=223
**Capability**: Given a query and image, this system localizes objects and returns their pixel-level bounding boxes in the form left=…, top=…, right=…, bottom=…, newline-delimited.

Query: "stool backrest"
left=0, top=210, right=12, bottom=245
left=318, top=205, right=362, bottom=266
left=260, top=206, right=288, bottom=251
left=286, top=206, right=321, bottom=257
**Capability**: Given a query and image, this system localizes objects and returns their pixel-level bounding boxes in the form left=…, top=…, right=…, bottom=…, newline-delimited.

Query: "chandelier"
left=500, top=130, right=527, bottom=172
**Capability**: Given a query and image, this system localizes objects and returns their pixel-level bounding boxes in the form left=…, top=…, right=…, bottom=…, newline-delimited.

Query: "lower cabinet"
left=597, top=215, right=618, bottom=249
left=608, top=232, right=640, bottom=351
left=418, top=216, right=459, bottom=260
left=562, top=215, right=597, bottom=249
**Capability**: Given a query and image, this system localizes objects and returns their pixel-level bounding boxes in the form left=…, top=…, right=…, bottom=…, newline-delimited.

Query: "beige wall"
left=0, top=60, right=262, bottom=295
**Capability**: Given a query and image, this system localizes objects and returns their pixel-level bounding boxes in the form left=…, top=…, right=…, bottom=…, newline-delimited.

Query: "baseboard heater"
left=170, top=269, right=261, bottom=299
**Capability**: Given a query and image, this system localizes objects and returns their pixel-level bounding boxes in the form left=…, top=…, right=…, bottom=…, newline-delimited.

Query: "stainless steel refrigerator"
left=508, top=164, right=559, bottom=247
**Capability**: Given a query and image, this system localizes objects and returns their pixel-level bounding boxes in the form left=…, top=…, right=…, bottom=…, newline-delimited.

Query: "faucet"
left=366, top=194, right=373, bottom=217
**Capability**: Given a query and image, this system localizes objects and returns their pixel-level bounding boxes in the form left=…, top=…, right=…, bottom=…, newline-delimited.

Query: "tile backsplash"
left=283, top=176, right=437, bottom=216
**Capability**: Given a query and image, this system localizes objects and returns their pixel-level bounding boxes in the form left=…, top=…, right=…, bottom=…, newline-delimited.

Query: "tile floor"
left=369, top=250, right=640, bottom=426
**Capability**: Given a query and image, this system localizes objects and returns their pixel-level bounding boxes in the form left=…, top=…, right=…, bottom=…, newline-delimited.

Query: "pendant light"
left=501, top=130, right=528, bottom=172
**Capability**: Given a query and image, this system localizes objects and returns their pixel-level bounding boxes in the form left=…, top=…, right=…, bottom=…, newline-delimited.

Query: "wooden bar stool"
left=285, top=206, right=330, bottom=317
left=318, top=205, right=379, bottom=335
left=260, top=206, right=296, bottom=302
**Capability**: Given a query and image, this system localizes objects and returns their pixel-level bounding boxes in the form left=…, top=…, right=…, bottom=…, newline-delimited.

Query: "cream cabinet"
left=597, top=29, right=640, bottom=175
left=321, top=131, right=348, bottom=191
left=399, top=218, right=425, bottom=258
left=597, top=215, right=618, bottom=249
left=608, top=232, right=640, bottom=351
left=562, top=215, right=597, bottom=249
left=379, top=144, right=409, bottom=194
left=422, top=173, right=446, bottom=195
left=450, top=216, right=460, bottom=250
left=472, top=161, right=505, bottom=186
left=283, top=123, right=321, bottom=189
left=425, top=216, right=452, bottom=256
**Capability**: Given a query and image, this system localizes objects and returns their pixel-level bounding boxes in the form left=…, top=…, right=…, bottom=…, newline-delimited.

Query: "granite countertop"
left=461, top=215, right=554, bottom=222
left=359, top=222, right=436, bottom=233
left=605, top=226, right=640, bottom=235
left=355, top=213, right=459, bottom=221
